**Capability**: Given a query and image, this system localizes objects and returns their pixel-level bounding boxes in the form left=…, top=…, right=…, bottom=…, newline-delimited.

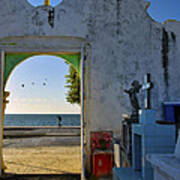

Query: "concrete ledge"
left=113, top=168, right=142, bottom=180
left=4, top=126, right=81, bottom=138
left=4, top=126, right=81, bottom=130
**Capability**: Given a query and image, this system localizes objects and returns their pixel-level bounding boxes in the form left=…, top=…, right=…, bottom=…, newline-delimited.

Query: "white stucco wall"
left=0, top=0, right=180, bottom=174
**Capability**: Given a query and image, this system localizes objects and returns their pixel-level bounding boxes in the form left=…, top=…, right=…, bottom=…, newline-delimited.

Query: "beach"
left=3, top=127, right=81, bottom=179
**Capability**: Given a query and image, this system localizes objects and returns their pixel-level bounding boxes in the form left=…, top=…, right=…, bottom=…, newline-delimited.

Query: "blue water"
left=4, top=114, right=80, bottom=127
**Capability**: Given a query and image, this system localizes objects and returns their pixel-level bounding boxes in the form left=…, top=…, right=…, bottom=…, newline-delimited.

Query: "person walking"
left=57, top=116, right=62, bottom=127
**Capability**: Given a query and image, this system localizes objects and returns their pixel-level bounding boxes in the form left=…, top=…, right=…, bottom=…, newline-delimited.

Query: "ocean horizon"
left=4, top=113, right=81, bottom=127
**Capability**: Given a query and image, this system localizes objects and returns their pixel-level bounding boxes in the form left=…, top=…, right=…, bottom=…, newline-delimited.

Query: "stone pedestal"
left=147, top=131, right=180, bottom=180
left=113, top=167, right=142, bottom=180
left=113, top=109, right=176, bottom=180
left=132, top=122, right=175, bottom=180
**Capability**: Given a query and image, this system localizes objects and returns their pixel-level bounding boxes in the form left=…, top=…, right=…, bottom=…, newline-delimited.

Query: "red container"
left=92, top=150, right=113, bottom=178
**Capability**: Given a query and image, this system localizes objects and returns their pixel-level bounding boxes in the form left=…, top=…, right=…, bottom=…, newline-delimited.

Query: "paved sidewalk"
left=4, top=146, right=81, bottom=174
left=1, top=174, right=80, bottom=180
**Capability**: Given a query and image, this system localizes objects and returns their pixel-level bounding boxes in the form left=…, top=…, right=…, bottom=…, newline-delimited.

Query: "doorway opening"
left=2, top=54, right=83, bottom=179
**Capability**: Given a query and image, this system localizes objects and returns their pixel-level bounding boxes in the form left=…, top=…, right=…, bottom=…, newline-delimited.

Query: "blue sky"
left=5, top=56, right=80, bottom=114
left=147, top=0, right=180, bottom=22
left=5, top=0, right=180, bottom=114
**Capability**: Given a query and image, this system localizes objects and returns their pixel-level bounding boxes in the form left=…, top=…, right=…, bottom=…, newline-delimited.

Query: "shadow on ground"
left=0, top=174, right=81, bottom=180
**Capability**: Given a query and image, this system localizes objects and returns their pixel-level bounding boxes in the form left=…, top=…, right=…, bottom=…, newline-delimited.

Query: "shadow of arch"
left=4, top=53, right=81, bottom=87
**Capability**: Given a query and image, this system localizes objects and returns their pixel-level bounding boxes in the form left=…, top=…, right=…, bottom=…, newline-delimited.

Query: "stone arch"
left=4, top=53, right=81, bottom=87
left=0, top=35, right=86, bottom=177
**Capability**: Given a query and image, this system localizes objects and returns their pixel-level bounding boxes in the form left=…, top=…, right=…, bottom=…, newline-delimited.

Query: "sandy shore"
left=4, top=146, right=81, bottom=174
left=3, top=128, right=81, bottom=176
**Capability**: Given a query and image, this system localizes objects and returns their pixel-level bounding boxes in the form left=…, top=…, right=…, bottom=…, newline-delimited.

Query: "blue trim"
left=164, top=103, right=180, bottom=123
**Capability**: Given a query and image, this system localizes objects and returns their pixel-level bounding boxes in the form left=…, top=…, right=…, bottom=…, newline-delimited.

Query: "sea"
left=4, top=114, right=81, bottom=127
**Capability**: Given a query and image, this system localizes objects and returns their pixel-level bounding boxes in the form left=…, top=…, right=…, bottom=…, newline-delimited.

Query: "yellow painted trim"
left=163, top=19, right=180, bottom=24
left=145, top=2, right=151, bottom=11
left=0, top=51, right=6, bottom=172
left=44, top=0, right=50, bottom=6
left=1, top=92, right=9, bottom=170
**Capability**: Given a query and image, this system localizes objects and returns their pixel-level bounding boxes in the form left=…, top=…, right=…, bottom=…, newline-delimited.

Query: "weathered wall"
left=0, top=0, right=180, bottom=174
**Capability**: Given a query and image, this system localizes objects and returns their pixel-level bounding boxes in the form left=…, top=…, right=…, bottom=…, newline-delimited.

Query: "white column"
left=0, top=50, right=4, bottom=176
left=81, top=43, right=85, bottom=180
